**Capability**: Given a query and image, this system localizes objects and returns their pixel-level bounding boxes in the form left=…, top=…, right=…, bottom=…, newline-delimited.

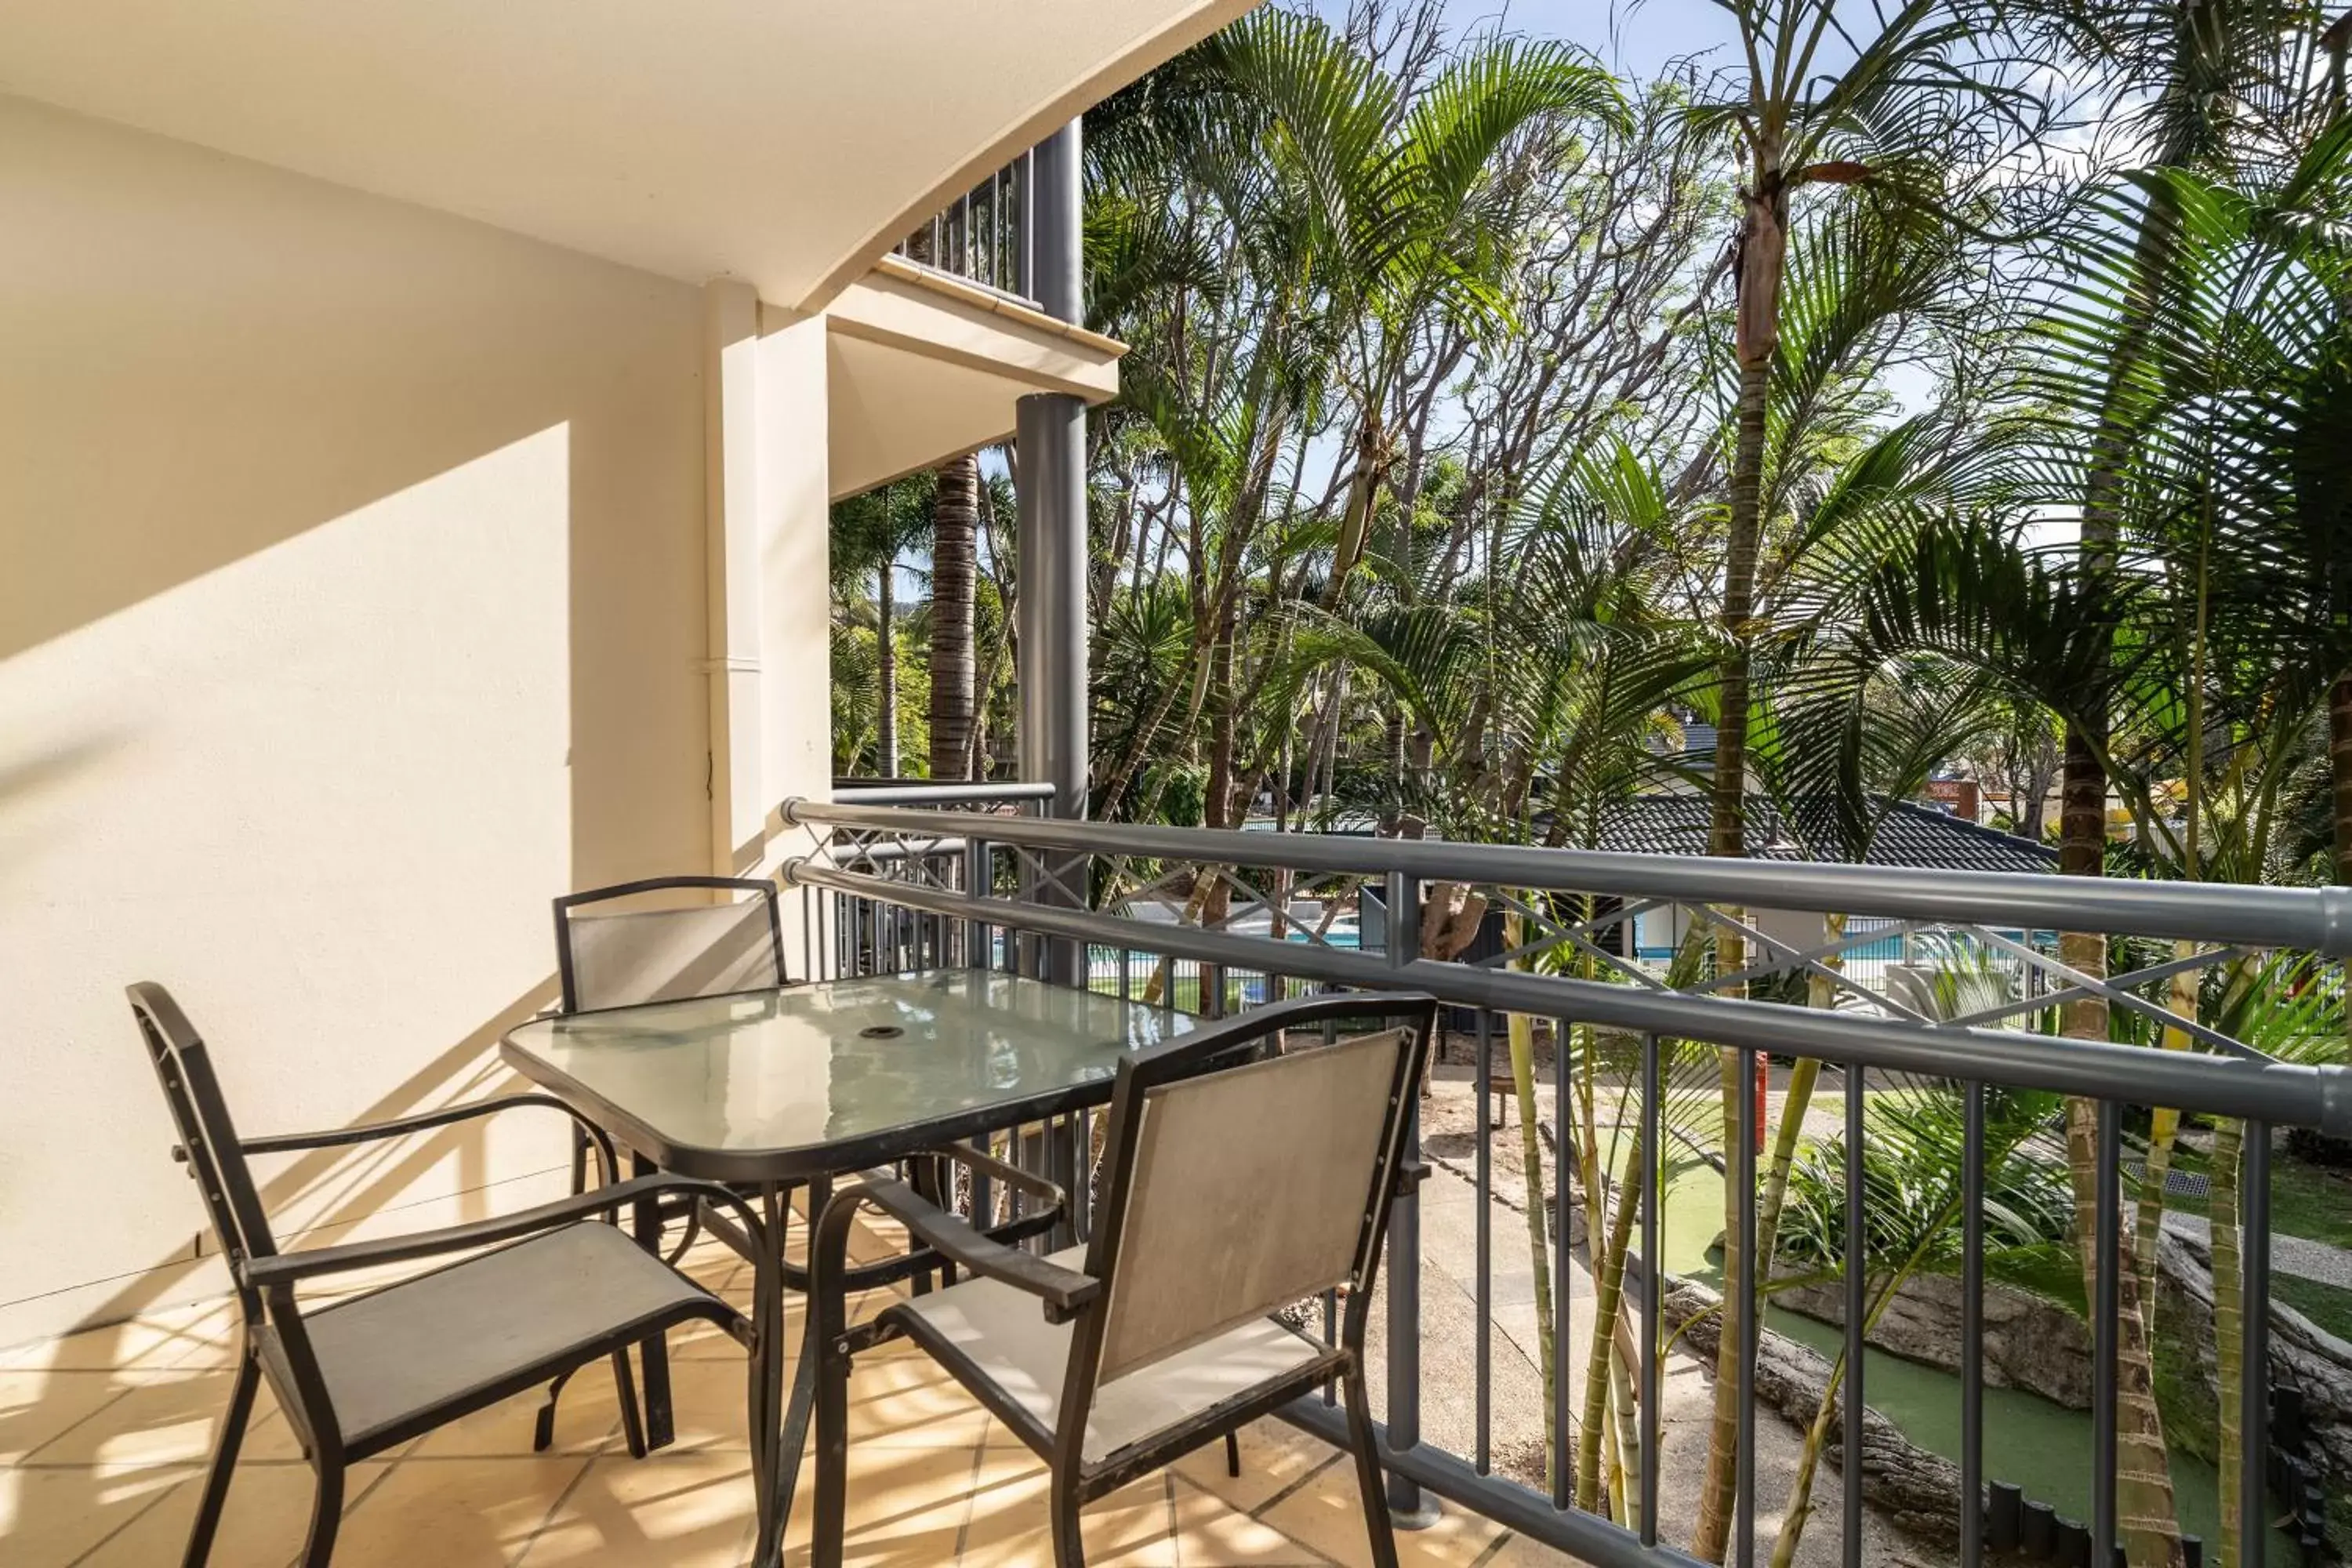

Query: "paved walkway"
left=2159, top=1210, right=2352, bottom=1289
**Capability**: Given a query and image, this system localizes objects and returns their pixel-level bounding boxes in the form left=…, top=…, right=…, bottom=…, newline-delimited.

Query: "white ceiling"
left=0, top=0, right=1254, bottom=312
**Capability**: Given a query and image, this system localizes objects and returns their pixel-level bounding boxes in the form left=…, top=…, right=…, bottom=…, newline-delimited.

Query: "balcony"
left=5, top=786, right=2348, bottom=1567
left=0, top=1225, right=1512, bottom=1567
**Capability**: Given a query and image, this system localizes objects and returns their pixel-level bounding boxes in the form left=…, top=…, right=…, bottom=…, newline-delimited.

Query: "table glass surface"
left=503, top=971, right=1195, bottom=1164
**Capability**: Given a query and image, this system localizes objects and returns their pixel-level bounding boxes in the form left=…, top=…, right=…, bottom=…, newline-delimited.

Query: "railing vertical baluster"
left=1737, top=1045, right=1758, bottom=1568
left=966, top=837, right=989, bottom=970
left=2093, top=1100, right=2121, bottom=1568
left=1962, top=1079, right=1985, bottom=1568
left=2242, top=1120, right=2271, bottom=1568
left=1475, top=1007, right=1492, bottom=1475
left=1552, top=1012, right=1573, bottom=1511
left=1846, top=1056, right=1869, bottom=1566
left=1640, top=1029, right=1661, bottom=1546
left=1384, top=869, right=1431, bottom=1523
left=1325, top=1000, right=1341, bottom=1406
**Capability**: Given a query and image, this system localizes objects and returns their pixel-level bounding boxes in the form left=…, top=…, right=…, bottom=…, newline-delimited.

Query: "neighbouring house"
left=0, top=0, right=1250, bottom=1349
left=1578, top=794, right=2057, bottom=973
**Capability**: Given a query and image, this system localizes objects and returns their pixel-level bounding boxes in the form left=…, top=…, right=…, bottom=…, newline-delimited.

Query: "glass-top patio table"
left=500, top=969, right=1198, bottom=1564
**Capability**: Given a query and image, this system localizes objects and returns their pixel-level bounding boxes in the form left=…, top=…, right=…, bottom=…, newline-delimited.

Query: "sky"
left=1312, top=0, right=1751, bottom=80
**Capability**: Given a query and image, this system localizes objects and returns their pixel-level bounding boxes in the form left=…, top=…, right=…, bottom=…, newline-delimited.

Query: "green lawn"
left=2160, top=1143, right=2352, bottom=1248
left=2274, top=1273, right=2352, bottom=1342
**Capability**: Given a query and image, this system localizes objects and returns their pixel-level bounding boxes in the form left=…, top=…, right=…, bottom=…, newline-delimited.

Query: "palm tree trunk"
left=1693, top=1044, right=1751, bottom=1563
left=2331, top=676, right=2352, bottom=887
left=929, top=455, right=979, bottom=779
left=1693, top=165, right=1784, bottom=1566
left=2132, top=958, right=2200, bottom=1290
left=876, top=558, right=899, bottom=778
left=2057, top=172, right=2185, bottom=1568
left=2211, top=1116, right=2245, bottom=1568
left=2063, top=1094, right=2183, bottom=1566
left=1576, top=1119, right=1646, bottom=1512
left=1507, top=1000, right=1560, bottom=1489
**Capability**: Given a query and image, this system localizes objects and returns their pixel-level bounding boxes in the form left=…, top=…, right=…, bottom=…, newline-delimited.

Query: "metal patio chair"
left=807, top=990, right=1439, bottom=1568
left=549, top=874, right=792, bottom=1238
left=552, top=874, right=789, bottom=1018
left=129, top=982, right=778, bottom=1568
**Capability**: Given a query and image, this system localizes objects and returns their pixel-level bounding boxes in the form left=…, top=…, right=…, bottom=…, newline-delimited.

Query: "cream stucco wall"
left=0, top=96, right=831, bottom=1347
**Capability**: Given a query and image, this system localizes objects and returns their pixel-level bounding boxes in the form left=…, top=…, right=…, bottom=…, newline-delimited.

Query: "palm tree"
left=930, top=453, right=981, bottom=780
left=831, top=474, right=935, bottom=777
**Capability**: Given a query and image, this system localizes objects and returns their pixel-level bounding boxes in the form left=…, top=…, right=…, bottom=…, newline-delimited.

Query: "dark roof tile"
left=1583, top=795, right=2053, bottom=874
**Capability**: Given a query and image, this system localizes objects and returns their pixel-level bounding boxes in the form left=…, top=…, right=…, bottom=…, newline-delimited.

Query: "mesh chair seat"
left=887, top=1246, right=1327, bottom=1464
left=270, top=1221, right=734, bottom=1456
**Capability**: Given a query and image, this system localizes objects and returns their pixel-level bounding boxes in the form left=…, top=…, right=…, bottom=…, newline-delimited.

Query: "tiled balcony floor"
left=1, top=1232, right=1573, bottom=1566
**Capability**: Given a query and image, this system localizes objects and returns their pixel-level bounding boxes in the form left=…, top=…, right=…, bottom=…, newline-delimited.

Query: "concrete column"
left=702, top=278, right=765, bottom=873
left=704, top=281, right=831, bottom=962
left=1016, top=119, right=1089, bottom=985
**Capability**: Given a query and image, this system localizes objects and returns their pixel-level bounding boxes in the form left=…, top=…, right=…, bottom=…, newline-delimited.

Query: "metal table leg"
left=751, top=1180, right=822, bottom=1567
left=749, top=1181, right=793, bottom=1566
left=629, top=1150, right=676, bottom=1450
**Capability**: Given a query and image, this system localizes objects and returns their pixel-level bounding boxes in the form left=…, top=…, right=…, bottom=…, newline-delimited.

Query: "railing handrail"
left=781, top=851, right=2352, bottom=1136
left=828, top=781, right=1057, bottom=808
left=779, top=797, right=2352, bottom=957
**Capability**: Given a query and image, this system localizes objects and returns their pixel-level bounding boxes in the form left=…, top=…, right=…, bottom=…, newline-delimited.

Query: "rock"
left=1661, top=1272, right=1969, bottom=1547
left=1770, top=1268, right=2094, bottom=1409
left=2156, top=1226, right=2352, bottom=1491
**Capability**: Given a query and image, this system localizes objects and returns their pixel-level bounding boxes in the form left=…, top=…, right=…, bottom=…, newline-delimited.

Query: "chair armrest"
left=177, top=1094, right=619, bottom=1186
left=916, top=1143, right=1066, bottom=1212
left=818, top=1177, right=1098, bottom=1322
left=243, top=1174, right=763, bottom=1290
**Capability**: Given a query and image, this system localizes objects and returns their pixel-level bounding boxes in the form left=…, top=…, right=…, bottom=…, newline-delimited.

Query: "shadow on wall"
left=0, top=93, right=715, bottom=1558
left=0, top=96, right=708, bottom=1327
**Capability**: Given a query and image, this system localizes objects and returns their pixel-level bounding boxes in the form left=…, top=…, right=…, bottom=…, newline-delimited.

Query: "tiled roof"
left=1581, top=795, right=2056, bottom=874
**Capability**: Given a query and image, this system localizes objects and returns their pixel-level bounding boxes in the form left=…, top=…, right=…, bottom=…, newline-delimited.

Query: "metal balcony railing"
left=779, top=791, right=2352, bottom=1568
left=891, top=156, right=1033, bottom=305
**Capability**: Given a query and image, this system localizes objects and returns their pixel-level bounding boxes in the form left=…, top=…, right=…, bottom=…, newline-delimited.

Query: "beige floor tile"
left=956, top=1456, right=1179, bottom=1568
left=17, top=1365, right=332, bottom=1473
left=518, top=1449, right=759, bottom=1567
left=843, top=1347, right=989, bottom=1448
left=1170, top=1418, right=1351, bottom=1517
left=0, top=1370, right=140, bottom=1465
left=76, top=1457, right=399, bottom=1567
left=325, top=1454, right=594, bottom=1567
left=1167, top=1475, right=1332, bottom=1566
left=1260, top=1481, right=1511, bottom=1568
left=405, top=1363, right=632, bottom=1460
left=0, top=1461, right=194, bottom=1566
left=780, top=1442, right=982, bottom=1566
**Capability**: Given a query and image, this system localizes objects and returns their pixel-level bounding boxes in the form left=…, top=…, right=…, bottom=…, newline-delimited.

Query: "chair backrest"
left=126, top=984, right=281, bottom=1305
left=553, top=875, right=786, bottom=1014
left=1074, top=992, right=1436, bottom=1390
left=129, top=984, right=347, bottom=1459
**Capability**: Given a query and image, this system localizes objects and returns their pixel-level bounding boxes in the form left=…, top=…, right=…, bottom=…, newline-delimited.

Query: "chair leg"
left=532, top=1367, right=576, bottom=1453
left=810, top=1329, right=852, bottom=1568
left=1048, top=1471, right=1087, bottom=1568
left=612, top=1348, right=648, bottom=1459
left=297, top=1460, right=344, bottom=1568
left=1342, top=1370, right=1400, bottom=1568
left=180, top=1352, right=260, bottom=1568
